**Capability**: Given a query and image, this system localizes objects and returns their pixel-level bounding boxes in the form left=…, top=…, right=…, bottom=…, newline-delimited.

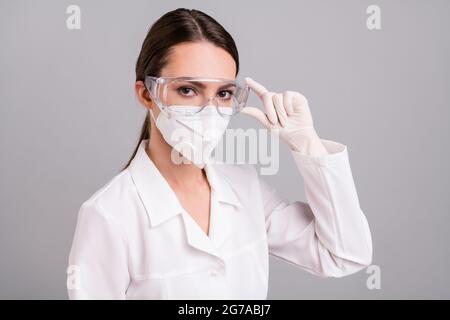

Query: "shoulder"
left=78, top=169, right=135, bottom=223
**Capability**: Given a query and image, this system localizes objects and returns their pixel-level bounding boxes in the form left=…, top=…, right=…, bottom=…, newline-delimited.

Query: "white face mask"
left=149, top=105, right=231, bottom=168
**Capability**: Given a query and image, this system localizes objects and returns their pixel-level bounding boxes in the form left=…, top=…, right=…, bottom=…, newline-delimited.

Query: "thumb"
left=240, top=106, right=272, bottom=127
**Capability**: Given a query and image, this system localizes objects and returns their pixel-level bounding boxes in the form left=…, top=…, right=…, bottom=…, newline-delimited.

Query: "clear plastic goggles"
left=144, top=76, right=250, bottom=116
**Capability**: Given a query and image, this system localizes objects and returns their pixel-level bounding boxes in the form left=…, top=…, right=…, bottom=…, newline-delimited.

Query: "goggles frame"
left=144, top=75, right=250, bottom=116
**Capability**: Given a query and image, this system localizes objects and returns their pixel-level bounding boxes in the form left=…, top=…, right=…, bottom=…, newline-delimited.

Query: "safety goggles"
left=144, top=75, right=250, bottom=117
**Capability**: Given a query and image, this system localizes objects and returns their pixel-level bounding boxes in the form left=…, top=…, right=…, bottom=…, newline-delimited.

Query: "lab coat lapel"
left=128, top=139, right=184, bottom=227
left=181, top=163, right=243, bottom=257
left=180, top=211, right=220, bottom=258
left=128, top=139, right=243, bottom=258
left=129, top=140, right=218, bottom=257
left=204, top=163, right=243, bottom=248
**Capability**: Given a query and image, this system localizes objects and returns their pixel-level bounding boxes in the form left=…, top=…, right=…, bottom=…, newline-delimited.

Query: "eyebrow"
left=187, top=81, right=237, bottom=90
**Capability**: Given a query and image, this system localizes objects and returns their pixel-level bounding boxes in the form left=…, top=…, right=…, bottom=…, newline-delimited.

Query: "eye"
left=217, top=90, right=234, bottom=100
left=177, top=86, right=196, bottom=96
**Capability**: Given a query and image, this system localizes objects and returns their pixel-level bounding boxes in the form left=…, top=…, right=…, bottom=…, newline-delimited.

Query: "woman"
left=67, top=8, right=372, bottom=300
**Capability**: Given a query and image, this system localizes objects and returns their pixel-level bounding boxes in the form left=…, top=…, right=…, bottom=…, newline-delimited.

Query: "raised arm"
left=259, top=138, right=372, bottom=277
left=241, top=77, right=372, bottom=277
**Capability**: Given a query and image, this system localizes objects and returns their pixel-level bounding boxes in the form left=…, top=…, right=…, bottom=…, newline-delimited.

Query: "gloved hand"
left=240, top=77, right=328, bottom=156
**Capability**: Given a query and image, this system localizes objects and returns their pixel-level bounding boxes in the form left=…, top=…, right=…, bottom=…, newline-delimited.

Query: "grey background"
left=1, top=0, right=449, bottom=299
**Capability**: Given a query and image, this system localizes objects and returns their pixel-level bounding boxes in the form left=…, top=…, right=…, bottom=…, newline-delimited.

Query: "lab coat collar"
left=203, top=160, right=243, bottom=210
left=128, top=139, right=243, bottom=229
left=128, top=139, right=184, bottom=228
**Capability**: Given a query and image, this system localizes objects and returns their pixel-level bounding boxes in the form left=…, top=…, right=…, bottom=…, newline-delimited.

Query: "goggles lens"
left=145, top=76, right=249, bottom=116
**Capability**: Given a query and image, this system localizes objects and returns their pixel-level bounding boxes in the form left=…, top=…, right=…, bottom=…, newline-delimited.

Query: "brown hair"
left=123, top=8, right=240, bottom=169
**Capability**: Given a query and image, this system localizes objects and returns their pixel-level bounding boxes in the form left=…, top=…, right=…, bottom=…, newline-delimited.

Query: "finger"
left=245, top=77, right=269, bottom=98
left=272, top=93, right=288, bottom=127
left=292, top=92, right=309, bottom=113
left=292, top=92, right=314, bottom=126
left=245, top=77, right=277, bottom=125
left=240, top=106, right=272, bottom=127
left=263, top=92, right=278, bottom=125
left=283, top=91, right=294, bottom=115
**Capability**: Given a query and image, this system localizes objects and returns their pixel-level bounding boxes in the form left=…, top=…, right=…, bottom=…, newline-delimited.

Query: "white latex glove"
left=241, top=77, right=328, bottom=156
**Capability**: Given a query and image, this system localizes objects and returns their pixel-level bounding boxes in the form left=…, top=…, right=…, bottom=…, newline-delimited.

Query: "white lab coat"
left=67, top=138, right=372, bottom=299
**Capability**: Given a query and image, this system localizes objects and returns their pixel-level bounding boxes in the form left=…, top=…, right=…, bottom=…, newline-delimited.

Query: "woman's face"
left=138, top=41, right=237, bottom=119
